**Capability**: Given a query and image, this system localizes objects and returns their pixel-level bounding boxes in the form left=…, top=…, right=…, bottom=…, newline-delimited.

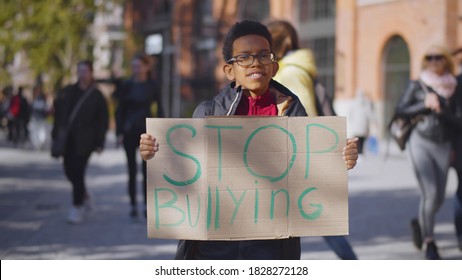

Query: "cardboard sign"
left=146, top=116, right=348, bottom=240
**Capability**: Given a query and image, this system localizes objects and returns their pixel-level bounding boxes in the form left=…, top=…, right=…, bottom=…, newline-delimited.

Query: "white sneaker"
left=67, top=206, right=84, bottom=224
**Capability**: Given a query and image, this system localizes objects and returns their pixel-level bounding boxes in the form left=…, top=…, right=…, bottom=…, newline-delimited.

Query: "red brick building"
left=336, top=0, right=461, bottom=137
left=124, top=0, right=462, bottom=140
left=123, top=0, right=336, bottom=117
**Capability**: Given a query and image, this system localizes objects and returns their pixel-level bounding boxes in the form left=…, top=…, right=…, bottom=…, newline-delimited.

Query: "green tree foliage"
left=0, top=0, right=98, bottom=91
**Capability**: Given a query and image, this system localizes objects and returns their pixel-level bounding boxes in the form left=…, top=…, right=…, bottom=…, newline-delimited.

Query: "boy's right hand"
left=139, top=133, right=159, bottom=161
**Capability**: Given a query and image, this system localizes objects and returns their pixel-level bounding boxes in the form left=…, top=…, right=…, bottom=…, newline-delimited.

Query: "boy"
left=140, top=20, right=358, bottom=259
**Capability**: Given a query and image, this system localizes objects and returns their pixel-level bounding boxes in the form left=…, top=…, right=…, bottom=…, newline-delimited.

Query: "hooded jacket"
left=175, top=79, right=307, bottom=260
left=273, top=49, right=318, bottom=117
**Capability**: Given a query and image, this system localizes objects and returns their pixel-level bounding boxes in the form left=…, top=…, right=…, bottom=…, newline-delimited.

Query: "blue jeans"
left=323, top=236, right=358, bottom=260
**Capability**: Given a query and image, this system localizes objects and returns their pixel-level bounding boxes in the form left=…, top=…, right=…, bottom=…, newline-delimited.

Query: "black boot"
left=410, top=218, right=422, bottom=249
left=130, top=205, right=138, bottom=219
left=425, top=241, right=441, bottom=260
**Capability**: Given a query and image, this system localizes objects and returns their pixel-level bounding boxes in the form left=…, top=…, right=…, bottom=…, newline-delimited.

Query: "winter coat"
left=273, top=49, right=318, bottom=117
left=52, top=83, right=108, bottom=156
left=451, top=74, right=462, bottom=146
left=175, top=79, right=307, bottom=260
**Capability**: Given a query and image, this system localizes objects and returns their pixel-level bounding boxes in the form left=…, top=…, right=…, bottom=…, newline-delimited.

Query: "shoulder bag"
left=388, top=80, right=426, bottom=151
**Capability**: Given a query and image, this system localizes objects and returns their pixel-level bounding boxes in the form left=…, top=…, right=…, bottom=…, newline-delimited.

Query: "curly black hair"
left=222, top=20, right=273, bottom=63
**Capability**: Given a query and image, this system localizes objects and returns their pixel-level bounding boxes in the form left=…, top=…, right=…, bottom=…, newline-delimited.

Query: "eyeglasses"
left=425, top=54, right=444, bottom=62
left=227, top=53, right=275, bottom=66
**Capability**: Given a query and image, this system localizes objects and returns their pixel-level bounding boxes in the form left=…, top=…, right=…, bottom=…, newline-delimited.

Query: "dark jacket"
left=175, top=79, right=307, bottom=260
left=193, top=80, right=307, bottom=118
left=114, top=79, right=164, bottom=137
left=451, top=74, right=462, bottom=146
left=396, top=80, right=457, bottom=143
left=52, top=83, right=108, bottom=156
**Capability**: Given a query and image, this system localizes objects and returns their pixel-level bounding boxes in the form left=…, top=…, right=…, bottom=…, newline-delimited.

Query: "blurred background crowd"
left=0, top=0, right=460, bottom=146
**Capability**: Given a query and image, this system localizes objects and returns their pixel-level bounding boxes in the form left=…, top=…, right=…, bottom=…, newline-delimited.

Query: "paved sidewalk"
left=0, top=131, right=460, bottom=260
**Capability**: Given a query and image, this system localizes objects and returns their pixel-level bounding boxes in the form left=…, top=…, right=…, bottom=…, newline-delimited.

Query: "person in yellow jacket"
left=268, top=20, right=318, bottom=117
left=267, top=19, right=358, bottom=260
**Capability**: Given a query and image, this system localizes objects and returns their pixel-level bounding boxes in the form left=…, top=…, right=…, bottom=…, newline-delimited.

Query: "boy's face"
left=223, top=34, right=279, bottom=97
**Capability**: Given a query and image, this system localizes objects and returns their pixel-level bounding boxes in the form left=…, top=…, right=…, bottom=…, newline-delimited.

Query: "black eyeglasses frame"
left=226, top=53, right=276, bottom=66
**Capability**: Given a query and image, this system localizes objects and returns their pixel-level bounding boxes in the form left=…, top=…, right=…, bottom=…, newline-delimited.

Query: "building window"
left=239, top=0, right=270, bottom=21
left=300, top=0, right=336, bottom=22
left=382, top=35, right=410, bottom=135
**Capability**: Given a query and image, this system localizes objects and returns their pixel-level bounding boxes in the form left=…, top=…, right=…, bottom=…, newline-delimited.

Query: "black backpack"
left=312, top=78, right=337, bottom=116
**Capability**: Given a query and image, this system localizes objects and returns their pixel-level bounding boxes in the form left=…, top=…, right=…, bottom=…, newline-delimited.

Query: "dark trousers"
left=194, top=240, right=285, bottom=260
left=63, top=139, right=90, bottom=206
left=123, top=131, right=147, bottom=207
left=8, top=118, right=27, bottom=144
left=357, top=136, right=366, bottom=154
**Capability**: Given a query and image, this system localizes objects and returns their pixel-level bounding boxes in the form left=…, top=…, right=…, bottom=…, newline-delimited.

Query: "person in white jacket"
left=348, top=89, right=374, bottom=154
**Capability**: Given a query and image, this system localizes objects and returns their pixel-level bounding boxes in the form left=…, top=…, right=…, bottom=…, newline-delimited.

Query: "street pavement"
left=0, top=129, right=461, bottom=260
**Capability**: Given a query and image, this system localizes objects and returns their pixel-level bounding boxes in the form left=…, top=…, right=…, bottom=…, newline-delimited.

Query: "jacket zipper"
left=226, top=86, right=242, bottom=116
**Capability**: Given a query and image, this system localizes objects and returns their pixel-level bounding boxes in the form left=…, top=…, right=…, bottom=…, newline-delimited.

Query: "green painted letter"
left=270, top=189, right=290, bottom=219
left=163, top=124, right=201, bottom=186
left=154, top=188, right=186, bottom=228
left=297, top=187, right=323, bottom=220
left=243, top=124, right=296, bottom=182
left=305, top=124, right=338, bottom=179
left=205, top=125, right=242, bottom=181
left=226, top=186, right=247, bottom=225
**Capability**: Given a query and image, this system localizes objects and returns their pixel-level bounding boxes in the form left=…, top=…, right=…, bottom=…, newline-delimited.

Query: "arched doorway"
left=382, top=35, right=410, bottom=136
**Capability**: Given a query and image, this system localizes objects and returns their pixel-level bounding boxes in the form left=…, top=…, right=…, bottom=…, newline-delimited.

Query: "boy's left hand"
left=343, top=138, right=359, bottom=170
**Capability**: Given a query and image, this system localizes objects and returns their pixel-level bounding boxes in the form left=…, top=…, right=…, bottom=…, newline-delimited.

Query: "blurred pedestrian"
left=29, top=84, right=50, bottom=150
left=267, top=19, right=358, bottom=260
left=348, top=89, right=375, bottom=155
left=52, top=60, right=109, bottom=224
left=396, top=45, right=458, bottom=259
left=451, top=47, right=462, bottom=251
left=268, top=20, right=317, bottom=117
left=0, top=86, right=12, bottom=132
left=8, top=86, right=30, bottom=146
left=114, top=52, right=164, bottom=220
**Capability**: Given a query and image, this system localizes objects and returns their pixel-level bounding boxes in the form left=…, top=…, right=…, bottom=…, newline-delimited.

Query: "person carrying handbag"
left=52, top=60, right=109, bottom=224
left=395, top=45, right=457, bottom=259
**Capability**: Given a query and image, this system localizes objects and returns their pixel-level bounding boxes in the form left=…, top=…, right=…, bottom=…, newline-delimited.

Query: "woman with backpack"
left=267, top=19, right=358, bottom=260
